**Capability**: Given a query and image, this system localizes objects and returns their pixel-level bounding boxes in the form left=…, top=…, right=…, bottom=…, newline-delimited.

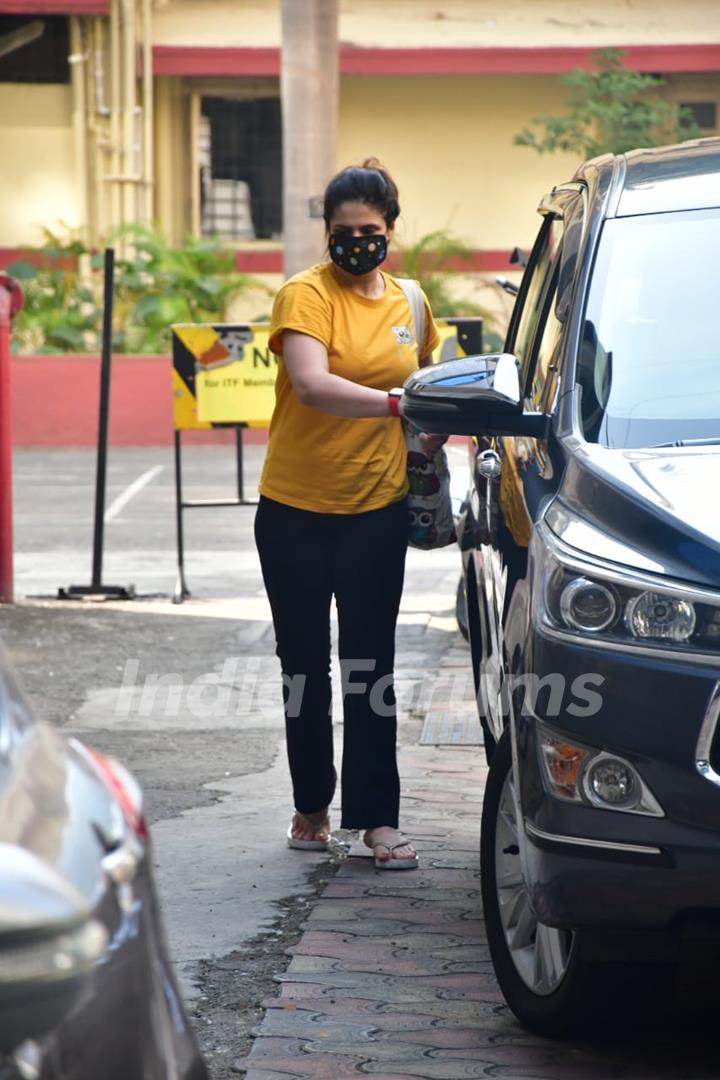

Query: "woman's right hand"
left=419, top=432, right=449, bottom=456
left=397, top=396, right=447, bottom=453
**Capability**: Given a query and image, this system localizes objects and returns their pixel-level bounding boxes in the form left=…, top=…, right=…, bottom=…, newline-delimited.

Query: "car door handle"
left=476, top=449, right=501, bottom=480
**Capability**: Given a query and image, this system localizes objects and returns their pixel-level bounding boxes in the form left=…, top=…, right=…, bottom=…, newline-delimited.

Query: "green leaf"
left=47, top=325, right=86, bottom=350
left=5, top=260, right=38, bottom=281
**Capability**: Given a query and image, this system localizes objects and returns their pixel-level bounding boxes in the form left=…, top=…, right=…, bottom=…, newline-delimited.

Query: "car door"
left=478, top=193, right=583, bottom=745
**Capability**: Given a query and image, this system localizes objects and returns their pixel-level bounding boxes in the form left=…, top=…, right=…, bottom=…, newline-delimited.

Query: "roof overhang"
left=0, top=1, right=109, bottom=12
left=153, top=43, right=720, bottom=78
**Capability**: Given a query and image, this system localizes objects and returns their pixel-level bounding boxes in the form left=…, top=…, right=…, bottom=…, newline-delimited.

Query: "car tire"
left=455, top=576, right=469, bottom=641
left=480, top=731, right=669, bottom=1038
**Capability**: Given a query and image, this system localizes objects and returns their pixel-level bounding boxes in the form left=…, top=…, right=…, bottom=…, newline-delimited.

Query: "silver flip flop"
left=371, top=835, right=419, bottom=870
left=286, top=812, right=330, bottom=851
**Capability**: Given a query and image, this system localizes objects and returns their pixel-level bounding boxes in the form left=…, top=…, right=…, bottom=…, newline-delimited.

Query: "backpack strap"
left=396, top=277, right=426, bottom=366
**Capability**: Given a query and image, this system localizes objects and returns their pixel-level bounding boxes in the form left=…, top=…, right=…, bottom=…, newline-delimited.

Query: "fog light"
left=560, top=578, right=618, bottom=632
left=585, top=756, right=639, bottom=809
left=538, top=728, right=665, bottom=817
left=626, top=591, right=695, bottom=642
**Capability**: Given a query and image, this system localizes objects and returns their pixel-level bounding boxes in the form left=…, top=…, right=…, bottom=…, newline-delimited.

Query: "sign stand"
left=173, top=425, right=258, bottom=604
left=170, top=322, right=273, bottom=604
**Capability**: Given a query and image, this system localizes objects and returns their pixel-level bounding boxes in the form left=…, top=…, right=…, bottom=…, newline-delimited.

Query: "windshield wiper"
left=650, top=437, right=720, bottom=448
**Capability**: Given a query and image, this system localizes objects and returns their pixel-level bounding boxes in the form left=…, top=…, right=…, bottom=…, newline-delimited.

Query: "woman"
left=254, top=159, right=440, bottom=869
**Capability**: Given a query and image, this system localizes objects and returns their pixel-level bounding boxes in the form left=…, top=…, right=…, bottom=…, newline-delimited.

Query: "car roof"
left=581, top=137, right=720, bottom=218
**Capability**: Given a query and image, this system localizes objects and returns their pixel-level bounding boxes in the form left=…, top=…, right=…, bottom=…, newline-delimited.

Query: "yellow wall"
left=339, top=0, right=720, bottom=48
left=152, top=0, right=720, bottom=48
left=0, top=84, right=81, bottom=247
left=338, top=74, right=580, bottom=251
left=152, top=0, right=279, bottom=47
left=5, top=2, right=719, bottom=255
left=151, top=69, right=579, bottom=255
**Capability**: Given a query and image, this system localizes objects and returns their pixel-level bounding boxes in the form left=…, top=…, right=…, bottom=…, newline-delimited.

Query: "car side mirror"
left=402, top=353, right=548, bottom=439
left=0, top=844, right=107, bottom=1054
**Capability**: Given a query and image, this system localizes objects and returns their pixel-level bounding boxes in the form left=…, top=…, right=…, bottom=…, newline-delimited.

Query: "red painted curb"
left=11, top=354, right=269, bottom=447
left=11, top=354, right=470, bottom=449
left=1, top=247, right=518, bottom=275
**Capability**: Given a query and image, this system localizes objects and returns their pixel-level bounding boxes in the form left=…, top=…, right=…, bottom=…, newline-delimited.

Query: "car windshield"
left=578, top=208, right=720, bottom=448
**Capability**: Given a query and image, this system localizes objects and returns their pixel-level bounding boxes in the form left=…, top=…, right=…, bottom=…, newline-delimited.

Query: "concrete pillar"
left=281, top=0, right=339, bottom=279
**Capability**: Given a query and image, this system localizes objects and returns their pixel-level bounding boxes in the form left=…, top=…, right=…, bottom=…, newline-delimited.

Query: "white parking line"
left=105, top=465, right=164, bottom=523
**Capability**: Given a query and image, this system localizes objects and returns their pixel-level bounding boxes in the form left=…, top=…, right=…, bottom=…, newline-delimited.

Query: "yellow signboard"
left=172, top=323, right=276, bottom=429
left=171, top=317, right=482, bottom=430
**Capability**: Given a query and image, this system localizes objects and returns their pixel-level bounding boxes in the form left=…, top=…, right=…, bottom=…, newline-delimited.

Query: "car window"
left=529, top=269, right=563, bottom=411
left=508, top=217, right=564, bottom=388
left=579, top=208, right=720, bottom=448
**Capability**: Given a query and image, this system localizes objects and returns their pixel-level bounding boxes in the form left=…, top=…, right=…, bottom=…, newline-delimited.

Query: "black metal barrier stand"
left=173, top=424, right=258, bottom=604
left=59, top=248, right=133, bottom=601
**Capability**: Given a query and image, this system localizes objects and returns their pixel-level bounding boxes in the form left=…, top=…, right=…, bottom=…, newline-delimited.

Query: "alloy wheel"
left=494, top=771, right=573, bottom=995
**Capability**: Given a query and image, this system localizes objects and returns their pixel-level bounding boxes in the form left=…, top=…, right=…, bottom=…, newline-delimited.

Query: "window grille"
left=200, top=96, right=282, bottom=241
left=0, top=16, right=69, bottom=83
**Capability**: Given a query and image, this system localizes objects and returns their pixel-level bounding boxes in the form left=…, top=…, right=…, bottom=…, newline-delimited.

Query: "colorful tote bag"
left=396, top=278, right=457, bottom=550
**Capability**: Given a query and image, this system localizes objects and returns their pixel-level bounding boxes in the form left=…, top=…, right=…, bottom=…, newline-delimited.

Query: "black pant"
left=254, top=495, right=408, bottom=829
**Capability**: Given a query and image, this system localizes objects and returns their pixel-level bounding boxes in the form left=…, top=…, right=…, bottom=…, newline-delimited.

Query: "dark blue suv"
left=403, top=138, right=720, bottom=1036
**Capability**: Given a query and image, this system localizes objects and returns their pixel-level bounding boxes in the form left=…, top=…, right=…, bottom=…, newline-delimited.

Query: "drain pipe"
left=109, top=0, right=121, bottom=235
left=141, top=0, right=154, bottom=222
left=119, top=0, right=136, bottom=234
left=68, top=16, right=89, bottom=241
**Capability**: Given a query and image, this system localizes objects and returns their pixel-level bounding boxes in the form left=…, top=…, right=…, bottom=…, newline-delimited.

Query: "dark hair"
left=323, top=158, right=400, bottom=230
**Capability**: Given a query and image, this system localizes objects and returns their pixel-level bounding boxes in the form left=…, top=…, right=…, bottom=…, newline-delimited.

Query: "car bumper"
left=517, top=621, right=720, bottom=931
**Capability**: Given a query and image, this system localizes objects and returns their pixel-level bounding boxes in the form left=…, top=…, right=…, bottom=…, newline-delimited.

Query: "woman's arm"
left=282, top=330, right=394, bottom=417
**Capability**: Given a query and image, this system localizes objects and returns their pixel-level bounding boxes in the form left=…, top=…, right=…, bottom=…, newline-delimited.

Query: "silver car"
left=0, top=641, right=208, bottom=1079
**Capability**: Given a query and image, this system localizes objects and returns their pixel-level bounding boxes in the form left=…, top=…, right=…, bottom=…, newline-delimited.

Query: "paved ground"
left=6, top=445, right=720, bottom=1079
left=243, top=718, right=720, bottom=1080
left=4, top=444, right=465, bottom=1075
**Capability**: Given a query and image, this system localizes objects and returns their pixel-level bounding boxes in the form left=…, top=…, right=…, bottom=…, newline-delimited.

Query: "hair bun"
left=323, top=160, right=400, bottom=229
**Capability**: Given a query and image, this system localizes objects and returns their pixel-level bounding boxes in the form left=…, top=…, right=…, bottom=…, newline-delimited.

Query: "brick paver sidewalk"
left=239, top=656, right=712, bottom=1080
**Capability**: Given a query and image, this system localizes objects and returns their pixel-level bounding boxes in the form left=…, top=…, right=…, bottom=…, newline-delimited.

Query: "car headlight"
left=534, top=533, right=718, bottom=651
left=560, top=578, right=618, bottom=633
left=626, top=592, right=695, bottom=642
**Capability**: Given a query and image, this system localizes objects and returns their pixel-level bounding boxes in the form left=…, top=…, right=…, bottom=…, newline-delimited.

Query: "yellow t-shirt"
left=259, top=262, right=441, bottom=514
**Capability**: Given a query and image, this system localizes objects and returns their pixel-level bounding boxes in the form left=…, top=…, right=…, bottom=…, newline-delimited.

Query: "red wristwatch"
left=387, top=388, right=403, bottom=417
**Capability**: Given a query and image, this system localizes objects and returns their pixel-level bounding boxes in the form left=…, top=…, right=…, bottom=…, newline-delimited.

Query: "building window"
left=200, top=96, right=282, bottom=241
left=0, top=16, right=69, bottom=83
left=680, top=101, right=718, bottom=131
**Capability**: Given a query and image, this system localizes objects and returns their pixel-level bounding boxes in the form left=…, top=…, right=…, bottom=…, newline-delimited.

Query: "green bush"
left=395, top=229, right=504, bottom=351
left=8, top=223, right=264, bottom=354
left=515, top=48, right=701, bottom=159
left=8, top=226, right=100, bottom=353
